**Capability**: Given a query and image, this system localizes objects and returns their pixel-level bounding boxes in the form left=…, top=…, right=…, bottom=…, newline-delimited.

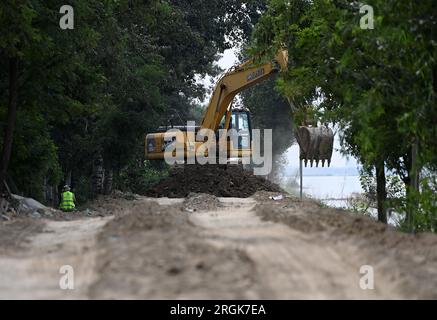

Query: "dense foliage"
left=250, top=0, right=436, bottom=231
left=0, top=0, right=265, bottom=202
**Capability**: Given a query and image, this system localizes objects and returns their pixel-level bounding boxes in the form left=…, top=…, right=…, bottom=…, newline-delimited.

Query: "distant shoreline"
left=284, top=166, right=360, bottom=177
left=297, top=174, right=360, bottom=177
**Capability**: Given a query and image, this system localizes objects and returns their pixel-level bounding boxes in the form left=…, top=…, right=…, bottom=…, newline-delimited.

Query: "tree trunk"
left=54, top=185, right=59, bottom=208
left=65, top=170, right=72, bottom=187
left=103, top=168, right=113, bottom=195
left=375, top=160, right=387, bottom=224
left=406, top=140, right=420, bottom=232
left=0, top=57, right=19, bottom=195
left=92, top=154, right=104, bottom=197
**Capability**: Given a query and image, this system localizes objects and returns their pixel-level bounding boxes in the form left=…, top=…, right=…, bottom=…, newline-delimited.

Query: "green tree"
left=0, top=1, right=41, bottom=194
left=250, top=0, right=436, bottom=228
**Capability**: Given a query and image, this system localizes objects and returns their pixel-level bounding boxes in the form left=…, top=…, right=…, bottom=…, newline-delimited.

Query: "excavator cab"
left=216, top=107, right=252, bottom=160
left=229, top=108, right=252, bottom=150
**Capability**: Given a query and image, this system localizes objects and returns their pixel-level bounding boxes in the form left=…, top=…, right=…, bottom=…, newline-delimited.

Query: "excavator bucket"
left=296, top=126, right=334, bottom=167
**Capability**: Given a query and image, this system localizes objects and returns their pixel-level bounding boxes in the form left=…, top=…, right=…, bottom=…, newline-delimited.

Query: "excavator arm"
left=200, top=50, right=288, bottom=132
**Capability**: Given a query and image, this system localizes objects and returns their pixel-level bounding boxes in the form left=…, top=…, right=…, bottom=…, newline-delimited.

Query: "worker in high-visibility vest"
left=59, top=185, right=76, bottom=211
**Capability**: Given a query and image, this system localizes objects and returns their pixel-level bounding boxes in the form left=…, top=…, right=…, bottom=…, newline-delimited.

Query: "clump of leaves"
left=117, top=160, right=169, bottom=195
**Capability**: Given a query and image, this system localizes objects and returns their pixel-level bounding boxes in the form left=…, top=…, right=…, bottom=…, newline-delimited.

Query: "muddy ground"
left=145, top=164, right=281, bottom=198
left=1, top=190, right=437, bottom=299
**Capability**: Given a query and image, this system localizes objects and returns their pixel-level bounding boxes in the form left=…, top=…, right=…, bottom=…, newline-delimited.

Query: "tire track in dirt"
left=0, top=217, right=111, bottom=299
left=88, top=198, right=259, bottom=299
left=189, top=197, right=406, bottom=299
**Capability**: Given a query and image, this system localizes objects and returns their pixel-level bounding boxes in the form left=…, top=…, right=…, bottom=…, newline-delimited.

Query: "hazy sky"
left=212, top=49, right=359, bottom=171
left=218, top=48, right=238, bottom=69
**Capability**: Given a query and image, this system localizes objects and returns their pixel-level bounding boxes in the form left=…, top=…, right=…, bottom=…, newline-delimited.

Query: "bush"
left=117, top=160, right=169, bottom=195
left=399, top=176, right=437, bottom=233
left=359, top=169, right=406, bottom=209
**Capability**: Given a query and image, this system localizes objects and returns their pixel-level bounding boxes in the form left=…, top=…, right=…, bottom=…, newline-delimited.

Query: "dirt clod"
left=183, top=193, right=222, bottom=212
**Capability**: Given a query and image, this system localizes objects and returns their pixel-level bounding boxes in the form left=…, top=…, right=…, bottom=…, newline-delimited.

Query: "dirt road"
left=1, top=193, right=436, bottom=299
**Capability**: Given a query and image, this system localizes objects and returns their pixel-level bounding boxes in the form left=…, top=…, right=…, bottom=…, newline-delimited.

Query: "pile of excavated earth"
left=145, top=164, right=281, bottom=198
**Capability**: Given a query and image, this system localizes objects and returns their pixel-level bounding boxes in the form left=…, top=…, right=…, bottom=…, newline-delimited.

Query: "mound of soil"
left=145, top=164, right=282, bottom=198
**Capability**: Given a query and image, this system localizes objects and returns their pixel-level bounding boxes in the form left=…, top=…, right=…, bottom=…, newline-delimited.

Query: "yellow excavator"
left=145, top=49, right=333, bottom=166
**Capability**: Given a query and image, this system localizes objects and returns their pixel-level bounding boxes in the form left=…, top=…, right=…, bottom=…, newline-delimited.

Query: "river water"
left=282, top=139, right=363, bottom=208
left=297, top=175, right=363, bottom=208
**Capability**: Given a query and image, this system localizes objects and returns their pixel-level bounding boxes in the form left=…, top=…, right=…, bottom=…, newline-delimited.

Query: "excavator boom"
left=200, top=49, right=288, bottom=132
